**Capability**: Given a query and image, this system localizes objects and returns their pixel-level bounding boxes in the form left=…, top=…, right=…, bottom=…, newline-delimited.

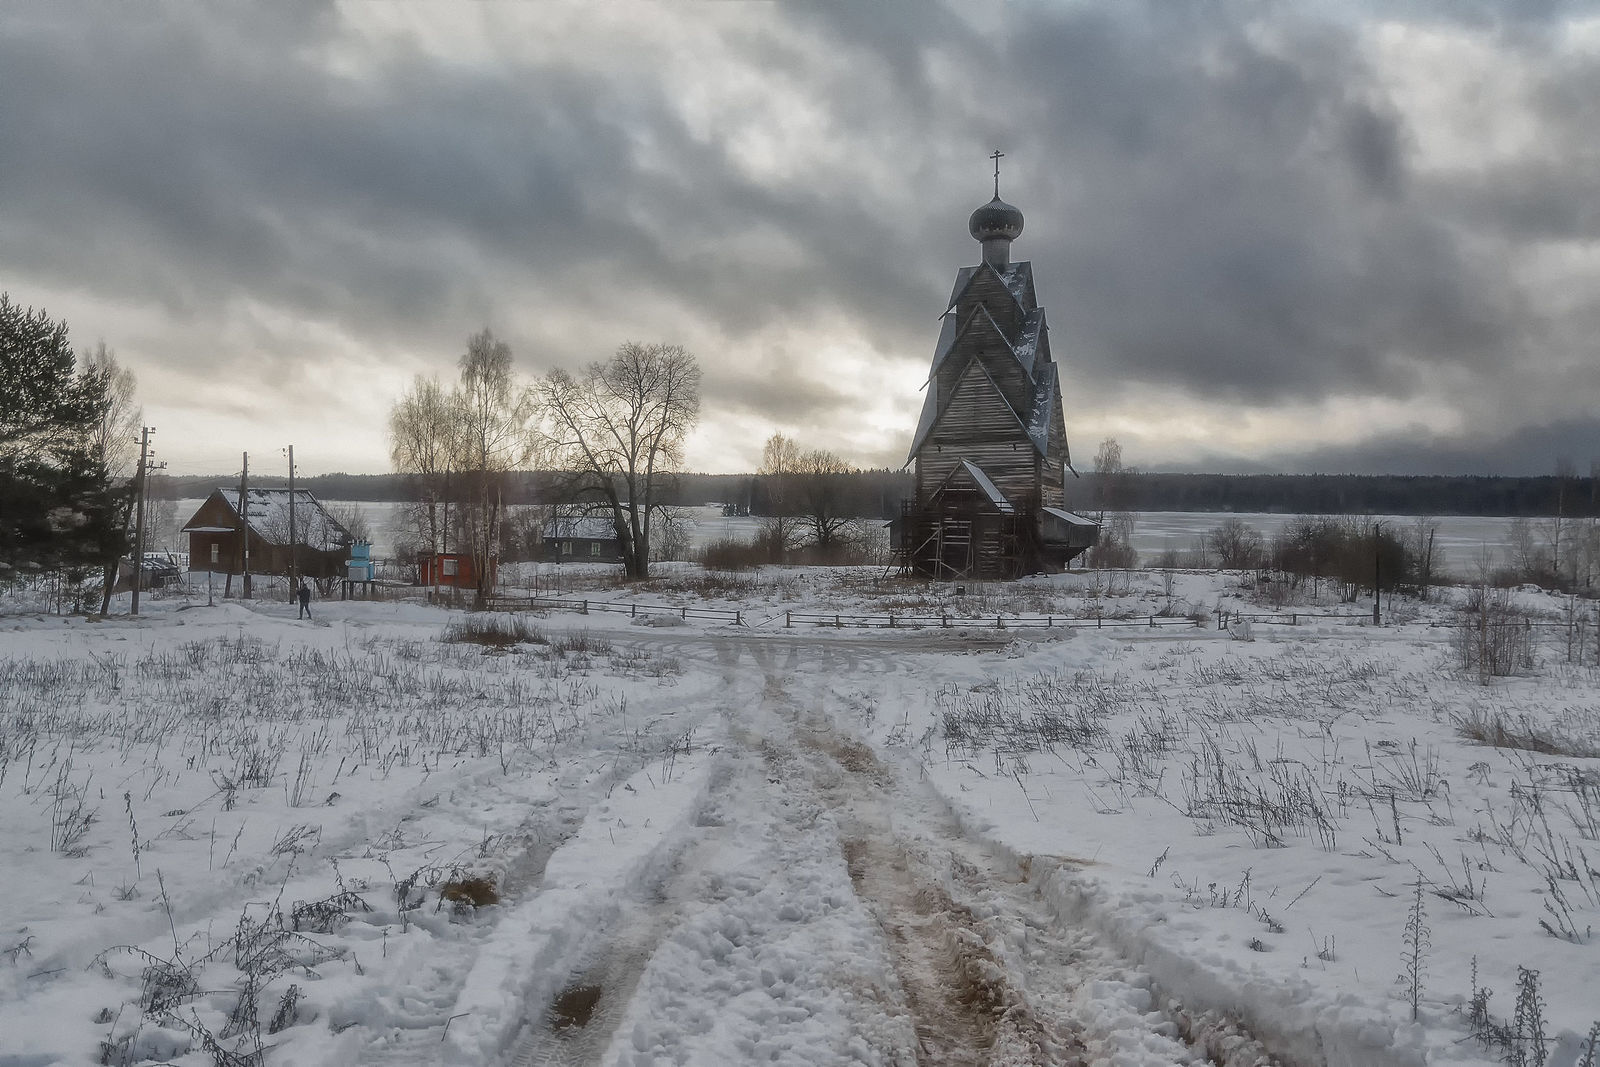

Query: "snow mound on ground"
left=631, top=614, right=688, bottom=627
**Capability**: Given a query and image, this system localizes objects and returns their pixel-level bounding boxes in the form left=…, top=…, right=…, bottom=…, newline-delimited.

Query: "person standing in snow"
left=297, top=580, right=312, bottom=619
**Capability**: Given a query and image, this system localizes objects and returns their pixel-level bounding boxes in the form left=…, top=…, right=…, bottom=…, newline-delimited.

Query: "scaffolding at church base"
left=895, top=495, right=1050, bottom=581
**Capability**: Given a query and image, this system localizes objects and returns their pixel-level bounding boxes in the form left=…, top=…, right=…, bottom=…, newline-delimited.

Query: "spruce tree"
left=0, top=294, right=129, bottom=590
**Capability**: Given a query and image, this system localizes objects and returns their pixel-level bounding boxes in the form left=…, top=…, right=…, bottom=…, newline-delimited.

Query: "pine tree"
left=0, top=294, right=130, bottom=590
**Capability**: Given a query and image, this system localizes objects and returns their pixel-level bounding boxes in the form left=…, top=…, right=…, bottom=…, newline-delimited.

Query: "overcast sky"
left=5, top=1, right=1600, bottom=478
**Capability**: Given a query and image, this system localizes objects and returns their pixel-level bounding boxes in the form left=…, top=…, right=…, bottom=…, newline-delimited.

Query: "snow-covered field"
left=1, top=570, right=1597, bottom=1066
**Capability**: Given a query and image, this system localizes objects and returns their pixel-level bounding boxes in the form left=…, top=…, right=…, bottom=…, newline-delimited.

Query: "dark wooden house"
left=541, top=516, right=623, bottom=563
left=183, top=488, right=353, bottom=581
left=899, top=170, right=1099, bottom=578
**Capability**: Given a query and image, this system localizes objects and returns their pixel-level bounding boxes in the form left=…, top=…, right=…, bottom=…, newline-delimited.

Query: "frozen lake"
left=1125, top=510, right=1528, bottom=563
left=172, top=499, right=1536, bottom=569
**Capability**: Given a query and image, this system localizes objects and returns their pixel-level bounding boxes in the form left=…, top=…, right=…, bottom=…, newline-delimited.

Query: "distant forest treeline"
left=1097, top=472, right=1600, bottom=517
left=164, top=470, right=1600, bottom=519
left=165, top=470, right=914, bottom=516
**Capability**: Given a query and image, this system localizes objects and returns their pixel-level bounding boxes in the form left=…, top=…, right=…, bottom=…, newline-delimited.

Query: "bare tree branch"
left=533, top=342, right=700, bottom=579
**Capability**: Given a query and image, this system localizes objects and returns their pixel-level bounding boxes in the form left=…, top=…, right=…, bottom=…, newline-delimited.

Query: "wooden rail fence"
left=483, top=594, right=742, bottom=626
left=782, top=611, right=1202, bottom=631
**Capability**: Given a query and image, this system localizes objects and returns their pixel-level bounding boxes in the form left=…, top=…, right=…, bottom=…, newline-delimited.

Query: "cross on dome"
left=969, top=150, right=1023, bottom=265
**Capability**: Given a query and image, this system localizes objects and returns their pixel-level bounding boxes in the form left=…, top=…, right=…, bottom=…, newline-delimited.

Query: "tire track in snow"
left=785, top=722, right=1087, bottom=1063
left=757, top=636, right=1283, bottom=1067
left=722, top=637, right=1081, bottom=1065
left=506, top=636, right=920, bottom=1067
left=352, top=751, right=686, bottom=1063
left=838, top=828, right=1080, bottom=1065
left=497, top=631, right=1286, bottom=1066
left=507, top=828, right=728, bottom=1067
left=502, top=640, right=759, bottom=1067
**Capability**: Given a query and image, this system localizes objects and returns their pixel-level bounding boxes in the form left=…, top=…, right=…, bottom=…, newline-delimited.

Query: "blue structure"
left=345, top=541, right=375, bottom=582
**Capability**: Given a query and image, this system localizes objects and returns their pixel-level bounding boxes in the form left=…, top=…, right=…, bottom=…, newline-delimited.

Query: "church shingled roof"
left=1026, top=362, right=1062, bottom=457
left=908, top=303, right=1056, bottom=464
left=925, top=260, right=1034, bottom=381
left=924, top=458, right=1016, bottom=514
left=1012, top=307, right=1045, bottom=378
left=958, top=460, right=1014, bottom=513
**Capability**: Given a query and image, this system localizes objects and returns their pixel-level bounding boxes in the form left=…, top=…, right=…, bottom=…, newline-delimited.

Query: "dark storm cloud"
left=2, top=2, right=1598, bottom=472
left=0, top=2, right=993, bottom=411
left=1427, top=52, right=1600, bottom=244
left=0, top=0, right=998, bottom=446
left=1266, top=417, right=1600, bottom=478
left=984, top=5, right=1510, bottom=404
left=701, top=356, right=854, bottom=425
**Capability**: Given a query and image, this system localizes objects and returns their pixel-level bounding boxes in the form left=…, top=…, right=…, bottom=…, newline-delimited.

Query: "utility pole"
left=492, top=484, right=503, bottom=597
left=285, top=444, right=297, bottom=597
left=239, top=451, right=251, bottom=599
left=1372, top=520, right=1383, bottom=626
left=131, top=427, right=151, bottom=615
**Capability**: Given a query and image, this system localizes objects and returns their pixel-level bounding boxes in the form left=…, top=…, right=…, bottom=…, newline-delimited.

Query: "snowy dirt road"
left=495, top=632, right=1276, bottom=1067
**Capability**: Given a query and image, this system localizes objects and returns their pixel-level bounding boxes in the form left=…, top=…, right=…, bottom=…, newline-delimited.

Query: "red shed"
left=417, top=552, right=494, bottom=589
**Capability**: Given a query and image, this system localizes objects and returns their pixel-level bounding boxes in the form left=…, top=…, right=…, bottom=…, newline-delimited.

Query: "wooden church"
left=898, top=157, right=1099, bottom=578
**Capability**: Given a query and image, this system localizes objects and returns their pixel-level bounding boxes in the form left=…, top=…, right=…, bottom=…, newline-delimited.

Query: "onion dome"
left=969, top=196, right=1025, bottom=243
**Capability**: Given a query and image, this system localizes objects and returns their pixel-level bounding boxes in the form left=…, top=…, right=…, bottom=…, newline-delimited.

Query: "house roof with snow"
left=181, top=488, right=351, bottom=551
left=541, top=516, right=619, bottom=541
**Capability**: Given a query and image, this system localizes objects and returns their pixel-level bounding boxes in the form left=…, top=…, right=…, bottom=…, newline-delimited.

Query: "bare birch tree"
left=1544, top=456, right=1577, bottom=587
left=456, top=329, right=538, bottom=600
left=388, top=374, right=460, bottom=561
left=536, top=342, right=700, bottom=580
left=1088, top=437, right=1137, bottom=568
left=80, top=344, right=141, bottom=613
left=757, top=432, right=805, bottom=561
left=1408, top=516, right=1440, bottom=600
